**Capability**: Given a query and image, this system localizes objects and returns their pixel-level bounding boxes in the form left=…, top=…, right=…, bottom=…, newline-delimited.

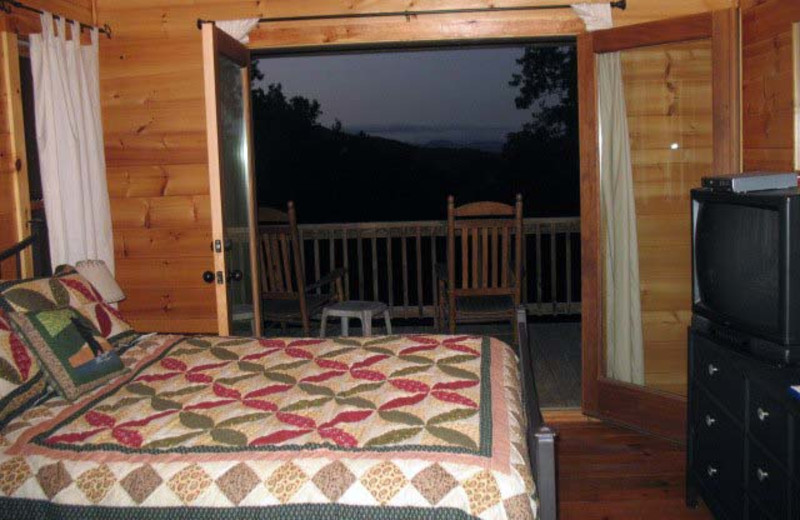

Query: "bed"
left=0, top=309, right=555, bottom=520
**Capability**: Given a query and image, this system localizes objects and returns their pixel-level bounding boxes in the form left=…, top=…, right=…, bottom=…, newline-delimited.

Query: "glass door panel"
left=602, top=39, right=713, bottom=397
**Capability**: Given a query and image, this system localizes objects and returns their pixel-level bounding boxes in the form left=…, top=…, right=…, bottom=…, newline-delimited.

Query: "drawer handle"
left=707, top=465, right=718, bottom=477
left=707, top=364, right=719, bottom=376
left=757, top=407, right=770, bottom=422
left=705, top=415, right=716, bottom=427
left=757, top=468, right=769, bottom=482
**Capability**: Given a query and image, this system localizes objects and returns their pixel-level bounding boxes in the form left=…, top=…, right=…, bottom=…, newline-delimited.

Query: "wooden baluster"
left=342, top=228, right=350, bottom=300
left=522, top=225, right=528, bottom=306
left=416, top=226, right=423, bottom=316
left=430, top=228, right=438, bottom=318
left=402, top=234, right=409, bottom=316
left=471, top=227, right=478, bottom=289
left=313, top=237, right=321, bottom=294
left=357, top=230, right=364, bottom=300
left=501, top=225, right=510, bottom=288
left=490, top=226, right=498, bottom=288
left=329, top=229, right=335, bottom=279
left=566, top=228, right=573, bottom=310
left=461, top=228, right=468, bottom=289
left=550, top=223, right=557, bottom=314
left=371, top=234, right=379, bottom=301
left=536, top=222, right=543, bottom=308
left=481, top=227, right=488, bottom=289
left=387, top=230, right=394, bottom=310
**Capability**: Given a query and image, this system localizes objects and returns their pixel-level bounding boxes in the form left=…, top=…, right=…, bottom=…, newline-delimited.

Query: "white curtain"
left=574, top=3, right=644, bottom=385
left=30, top=13, right=114, bottom=273
left=216, top=18, right=260, bottom=44
left=597, top=54, right=644, bottom=385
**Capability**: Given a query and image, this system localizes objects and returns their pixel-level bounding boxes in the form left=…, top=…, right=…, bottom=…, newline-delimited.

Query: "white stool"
left=319, top=300, right=392, bottom=338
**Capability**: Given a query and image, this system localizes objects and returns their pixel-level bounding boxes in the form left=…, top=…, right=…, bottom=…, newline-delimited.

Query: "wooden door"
left=579, top=10, right=740, bottom=441
left=202, top=24, right=262, bottom=337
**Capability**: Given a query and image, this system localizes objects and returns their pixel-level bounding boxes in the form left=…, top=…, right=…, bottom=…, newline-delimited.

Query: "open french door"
left=202, top=24, right=262, bottom=337
left=579, top=10, right=740, bottom=441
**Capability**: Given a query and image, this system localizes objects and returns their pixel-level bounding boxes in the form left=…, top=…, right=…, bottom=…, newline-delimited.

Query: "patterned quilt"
left=0, top=334, right=536, bottom=519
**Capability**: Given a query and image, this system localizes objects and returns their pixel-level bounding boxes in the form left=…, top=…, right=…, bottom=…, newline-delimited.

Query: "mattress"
left=0, top=333, right=536, bottom=519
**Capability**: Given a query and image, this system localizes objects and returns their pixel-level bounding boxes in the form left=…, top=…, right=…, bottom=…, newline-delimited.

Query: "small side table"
left=320, top=301, right=392, bottom=338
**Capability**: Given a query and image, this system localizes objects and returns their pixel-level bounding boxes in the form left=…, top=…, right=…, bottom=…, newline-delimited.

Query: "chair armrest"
left=306, top=268, right=347, bottom=293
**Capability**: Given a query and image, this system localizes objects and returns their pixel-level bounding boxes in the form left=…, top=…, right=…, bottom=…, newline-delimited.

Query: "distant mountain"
left=423, top=139, right=504, bottom=153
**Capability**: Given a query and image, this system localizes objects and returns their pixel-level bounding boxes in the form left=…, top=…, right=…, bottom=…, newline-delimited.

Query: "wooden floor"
left=551, top=415, right=712, bottom=520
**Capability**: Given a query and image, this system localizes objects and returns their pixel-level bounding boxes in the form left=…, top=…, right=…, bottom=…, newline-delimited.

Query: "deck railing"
left=256, top=217, right=580, bottom=318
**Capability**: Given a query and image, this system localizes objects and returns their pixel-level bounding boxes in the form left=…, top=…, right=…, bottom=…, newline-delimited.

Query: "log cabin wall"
left=94, top=0, right=735, bottom=333
left=741, top=0, right=800, bottom=171
left=0, top=1, right=94, bottom=278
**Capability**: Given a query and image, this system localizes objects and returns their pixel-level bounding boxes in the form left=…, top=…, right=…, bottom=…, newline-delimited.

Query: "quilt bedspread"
left=0, top=334, right=536, bottom=519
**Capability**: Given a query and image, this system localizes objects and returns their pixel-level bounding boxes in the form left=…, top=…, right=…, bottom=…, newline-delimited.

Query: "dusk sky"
left=255, top=46, right=533, bottom=147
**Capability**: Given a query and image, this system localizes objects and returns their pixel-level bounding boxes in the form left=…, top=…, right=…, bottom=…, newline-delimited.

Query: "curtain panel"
left=29, top=13, right=114, bottom=273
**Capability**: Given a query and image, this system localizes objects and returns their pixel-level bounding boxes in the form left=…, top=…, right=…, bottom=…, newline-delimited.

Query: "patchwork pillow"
left=0, top=265, right=135, bottom=345
left=0, top=310, right=47, bottom=429
left=8, top=308, right=127, bottom=401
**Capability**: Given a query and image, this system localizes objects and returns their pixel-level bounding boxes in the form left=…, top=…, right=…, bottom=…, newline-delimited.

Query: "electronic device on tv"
left=691, top=187, right=800, bottom=365
left=701, top=172, right=797, bottom=193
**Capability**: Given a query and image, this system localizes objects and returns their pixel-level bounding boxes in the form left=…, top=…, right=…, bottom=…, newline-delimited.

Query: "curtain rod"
left=0, top=0, right=112, bottom=38
left=197, top=0, right=626, bottom=29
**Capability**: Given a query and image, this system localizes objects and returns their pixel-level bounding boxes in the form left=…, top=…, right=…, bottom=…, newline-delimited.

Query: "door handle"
left=228, top=269, right=243, bottom=282
left=202, top=271, right=215, bottom=284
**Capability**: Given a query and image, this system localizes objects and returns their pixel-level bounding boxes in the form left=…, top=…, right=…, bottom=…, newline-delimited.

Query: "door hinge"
left=216, top=271, right=224, bottom=285
left=214, top=240, right=223, bottom=253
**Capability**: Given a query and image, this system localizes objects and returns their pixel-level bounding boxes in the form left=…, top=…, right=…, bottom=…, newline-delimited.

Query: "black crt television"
left=691, top=187, right=800, bottom=364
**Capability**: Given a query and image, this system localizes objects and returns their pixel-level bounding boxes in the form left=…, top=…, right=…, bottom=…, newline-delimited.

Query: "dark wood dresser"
left=687, top=327, right=800, bottom=519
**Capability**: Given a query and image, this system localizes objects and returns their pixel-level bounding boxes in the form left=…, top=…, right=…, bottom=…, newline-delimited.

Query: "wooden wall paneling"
left=712, top=8, right=741, bottom=174
left=94, top=0, right=737, bottom=332
left=1, top=32, right=32, bottom=278
left=0, top=30, right=18, bottom=279
left=741, top=0, right=800, bottom=171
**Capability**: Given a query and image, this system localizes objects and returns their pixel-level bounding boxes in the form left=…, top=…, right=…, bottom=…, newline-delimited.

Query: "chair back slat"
left=280, top=234, right=293, bottom=293
left=446, top=194, right=523, bottom=299
left=259, top=205, right=306, bottom=297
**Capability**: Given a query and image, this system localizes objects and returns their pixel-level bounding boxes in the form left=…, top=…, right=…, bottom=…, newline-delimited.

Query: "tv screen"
left=694, top=201, right=780, bottom=334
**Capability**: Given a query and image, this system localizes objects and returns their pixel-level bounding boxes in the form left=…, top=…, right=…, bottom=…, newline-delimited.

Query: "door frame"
left=202, top=23, right=263, bottom=337
left=579, top=9, right=740, bottom=441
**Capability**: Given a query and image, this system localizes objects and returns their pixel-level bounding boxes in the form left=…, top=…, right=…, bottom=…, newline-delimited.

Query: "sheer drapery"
left=573, top=3, right=644, bottom=385
left=30, top=13, right=114, bottom=272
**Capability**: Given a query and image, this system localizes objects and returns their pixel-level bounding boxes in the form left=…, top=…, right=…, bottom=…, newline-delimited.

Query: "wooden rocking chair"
left=436, top=194, right=524, bottom=341
left=258, top=202, right=345, bottom=335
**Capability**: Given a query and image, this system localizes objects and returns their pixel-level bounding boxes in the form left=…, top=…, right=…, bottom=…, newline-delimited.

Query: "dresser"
left=687, top=327, right=800, bottom=519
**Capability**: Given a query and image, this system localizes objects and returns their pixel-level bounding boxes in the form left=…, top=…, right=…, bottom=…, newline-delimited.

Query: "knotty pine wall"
left=622, top=40, right=713, bottom=397
left=94, top=0, right=734, bottom=333
left=741, top=0, right=800, bottom=171
left=0, top=1, right=93, bottom=278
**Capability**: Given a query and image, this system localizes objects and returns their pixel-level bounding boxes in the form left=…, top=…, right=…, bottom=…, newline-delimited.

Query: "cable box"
left=702, top=172, right=797, bottom=193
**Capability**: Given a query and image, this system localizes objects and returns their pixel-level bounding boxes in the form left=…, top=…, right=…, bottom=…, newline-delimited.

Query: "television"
left=692, top=187, right=800, bottom=363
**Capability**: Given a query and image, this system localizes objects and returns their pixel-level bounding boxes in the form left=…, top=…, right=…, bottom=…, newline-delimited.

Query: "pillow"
left=0, top=265, right=135, bottom=345
left=8, top=308, right=127, bottom=401
left=0, top=310, right=47, bottom=429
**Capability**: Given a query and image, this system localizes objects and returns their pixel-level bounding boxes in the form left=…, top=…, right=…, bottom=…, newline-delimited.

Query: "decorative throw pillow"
left=0, top=265, right=136, bottom=345
left=0, top=310, right=47, bottom=429
left=8, top=308, right=127, bottom=401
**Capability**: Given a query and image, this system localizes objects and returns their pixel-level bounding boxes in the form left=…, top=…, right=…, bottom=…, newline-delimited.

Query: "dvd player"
left=701, top=172, right=796, bottom=193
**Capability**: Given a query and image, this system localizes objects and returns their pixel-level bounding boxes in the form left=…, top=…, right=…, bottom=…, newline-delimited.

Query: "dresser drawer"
left=748, top=441, right=789, bottom=520
left=693, top=335, right=745, bottom=418
left=692, top=426, right=744, bottom=518
left=748, top=379, right=789, bottom=464
left=748, top=499, right=776, bottom=520
left=695, top=389, right=742, bottom=452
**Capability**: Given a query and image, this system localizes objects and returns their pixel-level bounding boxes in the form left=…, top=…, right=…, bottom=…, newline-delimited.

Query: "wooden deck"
left=262, top=318, right=582, bottom=408
left=551, top=414, right=711, bottom=520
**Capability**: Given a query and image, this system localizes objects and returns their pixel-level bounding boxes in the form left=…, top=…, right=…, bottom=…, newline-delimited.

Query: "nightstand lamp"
left=75, top=260, right=125, bottom=304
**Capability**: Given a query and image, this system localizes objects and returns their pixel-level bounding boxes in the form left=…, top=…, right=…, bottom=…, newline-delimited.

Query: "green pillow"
left=8, top=308, right=126, bottom=401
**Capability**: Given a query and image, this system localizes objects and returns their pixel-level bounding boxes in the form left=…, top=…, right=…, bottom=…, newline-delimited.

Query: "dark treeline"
left=252, top=45, right=578, bottom=223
